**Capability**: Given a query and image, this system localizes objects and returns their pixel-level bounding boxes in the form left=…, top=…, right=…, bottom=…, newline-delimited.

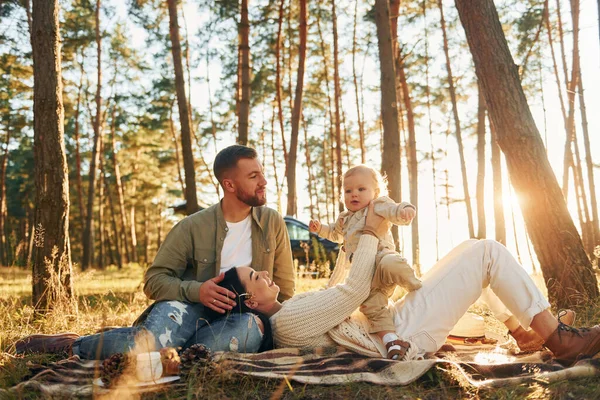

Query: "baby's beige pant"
left=361, top=253, right=422, bottom=333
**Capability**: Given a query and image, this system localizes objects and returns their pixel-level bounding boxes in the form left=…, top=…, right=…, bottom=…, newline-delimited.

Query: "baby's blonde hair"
left=342, top=165, right=389, bottom=198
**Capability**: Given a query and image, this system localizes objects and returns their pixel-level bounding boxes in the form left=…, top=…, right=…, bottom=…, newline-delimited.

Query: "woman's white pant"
left=391, top=239, right=550, bottom=353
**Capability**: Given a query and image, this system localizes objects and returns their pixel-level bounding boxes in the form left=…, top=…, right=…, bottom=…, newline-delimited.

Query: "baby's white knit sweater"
left=270, top=235, right=385, bottom=357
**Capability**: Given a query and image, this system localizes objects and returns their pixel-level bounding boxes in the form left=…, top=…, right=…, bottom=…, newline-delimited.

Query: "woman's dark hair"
left=204, top=267, right=273, bottom=352
left=213, top=145, right=258, bottom=184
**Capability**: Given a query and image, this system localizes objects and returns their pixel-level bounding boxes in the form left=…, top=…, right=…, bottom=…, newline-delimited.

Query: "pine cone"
left=100, top=353, right=134, bottom=386
left=179, top=344, right=216, bottom=378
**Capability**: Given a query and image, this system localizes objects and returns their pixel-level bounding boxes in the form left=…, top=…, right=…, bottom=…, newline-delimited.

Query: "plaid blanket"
left=3, top=341, right=600, bottom=398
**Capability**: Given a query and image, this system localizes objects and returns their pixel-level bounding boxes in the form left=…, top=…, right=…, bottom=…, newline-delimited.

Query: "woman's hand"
left=363, top=201, right=390, bottom=239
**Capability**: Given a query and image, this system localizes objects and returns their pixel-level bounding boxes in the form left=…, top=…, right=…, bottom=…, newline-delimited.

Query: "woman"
left=218, top=202, right=600, bottom=365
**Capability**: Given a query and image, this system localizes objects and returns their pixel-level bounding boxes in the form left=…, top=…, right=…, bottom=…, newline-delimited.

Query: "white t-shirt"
left=220, top=214, right=253, bottom=274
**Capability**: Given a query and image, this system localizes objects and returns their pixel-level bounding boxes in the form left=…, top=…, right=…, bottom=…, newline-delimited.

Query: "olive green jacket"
left=144, top=203, right=295, bottom=303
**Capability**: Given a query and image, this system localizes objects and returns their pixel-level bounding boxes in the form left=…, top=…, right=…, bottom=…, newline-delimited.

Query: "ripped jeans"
left=72, top=301, right=264, bottom=360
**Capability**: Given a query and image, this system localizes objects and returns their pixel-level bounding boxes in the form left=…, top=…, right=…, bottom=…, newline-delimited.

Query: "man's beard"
left=236, top=186, right=267, bottom=207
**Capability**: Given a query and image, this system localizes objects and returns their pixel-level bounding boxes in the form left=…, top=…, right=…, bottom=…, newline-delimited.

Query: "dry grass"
left=1, top=266, right=600, bottom=398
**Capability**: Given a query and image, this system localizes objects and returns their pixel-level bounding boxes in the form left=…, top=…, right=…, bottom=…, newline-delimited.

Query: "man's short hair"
left=213, top=145, right=258, bottom=184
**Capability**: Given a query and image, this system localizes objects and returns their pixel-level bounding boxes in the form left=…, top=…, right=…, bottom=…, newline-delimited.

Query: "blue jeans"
left=72, top=301, right=264, bottom=359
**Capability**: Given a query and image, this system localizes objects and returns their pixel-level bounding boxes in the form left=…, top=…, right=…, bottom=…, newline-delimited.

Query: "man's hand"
left=399, top=207, right=416, bottom=222
left=199, top=273, right=237, bottom=313
left=309, top=219, right=321, bottom=233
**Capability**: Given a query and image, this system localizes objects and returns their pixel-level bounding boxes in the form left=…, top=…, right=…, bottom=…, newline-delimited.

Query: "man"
left=16, top=145, right=295, bottom=358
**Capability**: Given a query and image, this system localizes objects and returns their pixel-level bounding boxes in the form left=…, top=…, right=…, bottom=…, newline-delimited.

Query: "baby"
left=309, top=165, right=422, bottom=359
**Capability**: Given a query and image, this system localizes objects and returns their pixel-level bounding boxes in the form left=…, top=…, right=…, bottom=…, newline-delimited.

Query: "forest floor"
left=1, top=265, right=600, bottom=399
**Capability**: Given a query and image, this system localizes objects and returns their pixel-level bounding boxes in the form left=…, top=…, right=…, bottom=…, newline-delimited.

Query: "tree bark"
left=238, top=0, right=250, bottom=145
left=143, top=204, right=149, bottom=265
left=560, top=0, right=580, bottom=202
left=275, top=0, right=288, bottom=165
left=489, top=120, right=506, bottom=245
left=74, top=49, right=85, bottom=238
left=331, top=0, right=344, bottom=213
left=166, top=0, right=198, bottom=215
left=422, top=0, right=440, bottom=260
left=438, top=0, right=474, bottom=238
left=103, top=172, right=122, bottom=268
left=130, top=204, right=138, bottom=263
left=169, top=101, right=185, bottom=195
left=30, top=0, right=74, bottom=310
left=109, top=105, right=131, bottom=264
left=316, top=9, right=336, bottom=218
left=97, top=136, right=105, bottom=269
left=82, top=0, right=102, bottom=270
left=0, top=119, right=10, bottom=266
left=322, top=133, right=331, bottom=222
left=352, top=0, right=365, bottom=163
left=303, top=115, right=318, bottom=219
left=396, top=51, right=420, bottom=276
left=577, top=68, right=599, bottom=248
left=455, top=0, right=599, bottom=308
left=374, top=0, right=401, bottom=211
left=285, top=0, right=307, bottom=217
left=270, top=105, right=282, bottom=214
left=156, top=204, right=163, bottom=251
left=476, top=81, right=487, bottom=239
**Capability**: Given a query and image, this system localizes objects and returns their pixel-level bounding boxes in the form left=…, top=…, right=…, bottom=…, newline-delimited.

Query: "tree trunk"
left=545, top=1, right=594, bottom=250
left=169, top=101, right=185, bottom=195
left=30, top=0, right=74, bottom=311
left=97, top=136, right=105, bottom=269
left=82, top=0, right=103, bottom=270
left=577, top=69, right=599, bottom=248
left=109, top=105, right=131, bottom=264
left=341, top=107, right=350, bottom=169
left=166, top=0, right=198, bottom=215
left=490, top=120, right=506, bottom=245
left=130, top=204, right=137, bottom=263
left=104, top=172, right=122, bottom=268
left=156, top=204, right=163, bottom=251
left=374, top=0, right=401, bottom=212
left=455, top=0, right=599, bottom=308
left=322, top=133, right=331, bottom=222
left=181, top=3, right=192, bottom=120
left=561, top=0, right=580, bottom=202
left=74, top=49, right=85, bottom=235
left=286, top=0, right=306, bottom=217
left=270, top=105, right=282, bottom=214
left=316, top=9, right=336, bottom=219
left=0, top=120, right=10, bottom=266
left=303, top=115, right=318, bottom=219
left=130, top=154, right=140, bottom=262
left=331, top=0, right=344, bottom=213
left=275, top=0, right=288, bottom=165
left=396, top=50, right=420, bottom=276
left=352, top=0, right=365, bottom=163
left=438, top=0, right=475, bottom=238
left=238, top=0, right=250, bottom=145
left=422, top=0, right=440, bottom=260
left=143, top=205, right=149, bottom=265
left=476, top=81, right=487, bottom=239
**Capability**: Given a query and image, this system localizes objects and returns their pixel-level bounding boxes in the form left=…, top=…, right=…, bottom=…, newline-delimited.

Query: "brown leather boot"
left=15, top=333, right=79, bottom=355
left=543, top=322, right=600, bottom=366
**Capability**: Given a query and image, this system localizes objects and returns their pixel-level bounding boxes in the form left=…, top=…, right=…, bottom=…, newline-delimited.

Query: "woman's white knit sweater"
left=270, top=235, right=385, bottom=357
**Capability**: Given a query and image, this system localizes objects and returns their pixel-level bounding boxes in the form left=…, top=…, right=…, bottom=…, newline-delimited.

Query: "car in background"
left=284, top=216, right=340, bottom=267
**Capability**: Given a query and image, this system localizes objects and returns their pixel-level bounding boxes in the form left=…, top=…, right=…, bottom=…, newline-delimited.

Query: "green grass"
left=1, top=266, right=600, bottom=398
